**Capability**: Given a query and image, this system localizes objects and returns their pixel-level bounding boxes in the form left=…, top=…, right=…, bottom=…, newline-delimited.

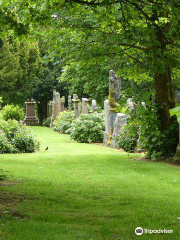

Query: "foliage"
left=0, top=40, right=42, bottom=105
left=0, top=96, right=2, bottom=109
left=70, top=113, right=105, bottom=143
left=43, top=117, right=51, bottom=127
left=0, top=120, right=39, bottom=154
left=113, top=124, right=139, bottom=153
left=170, top=106, right=180, bottom=123
left=134, top=104, right=178, bottom=160
left=53, top=111, right=74, bottom=134
left=2, top=104, right=24, bottom=121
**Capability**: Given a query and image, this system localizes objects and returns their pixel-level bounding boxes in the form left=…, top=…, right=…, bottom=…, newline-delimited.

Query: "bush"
left=2, top=105, right=24, bottom=121
left=113, top=123, right=139, bottom=153
left=70, top=113, right=105, bottom=143
left=43, top=117, right=51, bottom=127
left=0, top=119, right=39, bottom=154
left=53, top=111, right=74, bottom=134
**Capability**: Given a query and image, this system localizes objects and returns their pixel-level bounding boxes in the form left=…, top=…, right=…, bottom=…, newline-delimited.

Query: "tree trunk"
left=154, top=64, right=175, bottom=130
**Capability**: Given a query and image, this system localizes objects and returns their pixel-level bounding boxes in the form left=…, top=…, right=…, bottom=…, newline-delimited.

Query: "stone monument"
left=68, top=95, right=72, bottom=111
left=25, top=99, right=39, bottom=125
left=72, top=95, right=80, bottom=118
left=92, top=100, right=98, bottom=112
left=82, top=98, right=89, bottom=114
left=60, top=96, right=65, bottom=112
left=104, top=70, right=121, bottom=145
left=51, top=90, right=60, bottom=126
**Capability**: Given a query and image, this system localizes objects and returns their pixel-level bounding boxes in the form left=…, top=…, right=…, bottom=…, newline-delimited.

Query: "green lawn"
left=0, top=127, right=180, bottom=240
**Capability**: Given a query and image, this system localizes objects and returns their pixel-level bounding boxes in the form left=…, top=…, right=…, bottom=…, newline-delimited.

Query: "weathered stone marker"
left=104, top=99, right=111, bottom=146
left=60, top=96, right=65, bottom=112
left=108, top=70, right=121, bottom=133
left=51, top=90, right=60, bottom=126
left=48, top=101, right=53, bottom=118
left=68, top=95, right=72, bottom=111
left=82, top=98, right=89, bottom=114
left=111, top=113, right=127, bottom=148
left=72, top=95, right=80, bottom=118
left=92, top=100, right=98, bottom=112
left=25, top=99, right=39, bottom=125
left=104, top=70, right=121, bottom=146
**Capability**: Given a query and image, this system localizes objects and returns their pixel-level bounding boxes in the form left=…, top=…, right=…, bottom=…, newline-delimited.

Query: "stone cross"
left=82, top=98, right=89, bottom=114
left=68, top=95, right=72, bottom=111
left=92, top=100, right=98, bottom=112
left=60, top=96, right=65, bottom=112
left=72, top=95, right=80, bottom=118
left=25, top=99, right=38, bottom=125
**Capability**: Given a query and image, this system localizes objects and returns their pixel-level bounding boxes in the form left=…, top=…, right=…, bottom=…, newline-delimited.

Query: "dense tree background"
left=0, top=0, right=180, bottom=158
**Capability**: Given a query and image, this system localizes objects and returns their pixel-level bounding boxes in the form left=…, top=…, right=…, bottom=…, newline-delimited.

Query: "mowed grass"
left=0, top=127, right=180, bottom=240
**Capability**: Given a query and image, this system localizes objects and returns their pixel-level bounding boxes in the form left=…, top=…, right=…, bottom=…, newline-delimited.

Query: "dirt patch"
left=0, top=181, right=19, bottom=187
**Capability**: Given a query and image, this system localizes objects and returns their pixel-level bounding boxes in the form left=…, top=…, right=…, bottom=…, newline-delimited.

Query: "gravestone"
left=111, top=113, right=128, bottom=148
left=51, top=90, right=60, bottom=126
left=92, top=100, right=98, bottom=112
left=68, top=95, right=72, bottom=111
left=108, top=70, right=121, bottom=133
left=82, top=98, right=89, bottom=114
left=104, top=70, right=121, bottom=145
left=55, top=92, right=61, bottom=116
left=25, top=99, right=39, bottom=125
left=48, top=101, right=53, bottom=118
left=72, top=95, right=80, bottom=118
left=103, top=99, right=111, bottom=146
left=60, top=96, right=65, bottom=112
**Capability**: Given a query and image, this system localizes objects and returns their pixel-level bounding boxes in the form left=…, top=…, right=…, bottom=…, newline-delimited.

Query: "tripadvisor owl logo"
left=135, top=227, right=143, bottom=235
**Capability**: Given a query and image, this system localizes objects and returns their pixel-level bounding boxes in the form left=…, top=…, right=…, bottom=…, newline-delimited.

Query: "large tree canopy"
left=1, top=0, right=180, bottom=157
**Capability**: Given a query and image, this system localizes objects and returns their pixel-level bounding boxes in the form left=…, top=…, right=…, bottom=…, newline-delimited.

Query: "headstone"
left=68, top=95, right=72, bottom=111
left=111, top=113, right=128, bottom=148
left=92, top=100, right=98, bottom=112
left=48, top=101, right=53, bottom=118
left=82, top=98, right=89, bottom=114
left=103, top=99, right=111, bottom=146
left=60, top=96, right=65, bottom=112
left=51, top=90, right=60, bottom=126
left=55, top=92, right=61, bottom=116
left=72, top=95, right=80, bottom=118
left=24, top=99, right=39, bottom=125
left=127, top=98, right=135, bottom=110
left=108, top=70, right=121, bottom=133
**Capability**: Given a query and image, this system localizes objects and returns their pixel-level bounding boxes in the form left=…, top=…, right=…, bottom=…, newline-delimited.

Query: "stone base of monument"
left=103, top=132, right=110, bottom=146
left=173, top=143, right=180, bottom=164
left=25, top=116, right=39, bottom=126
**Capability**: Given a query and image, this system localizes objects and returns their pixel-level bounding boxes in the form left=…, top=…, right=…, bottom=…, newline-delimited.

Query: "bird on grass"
left=45, top=146, right=48, bottom=150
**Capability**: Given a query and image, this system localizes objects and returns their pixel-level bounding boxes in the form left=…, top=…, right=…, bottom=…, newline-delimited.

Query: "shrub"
left=0, top=119, right=39, bottom=154
left=43, top=117, right=51, bottom=127
left=2, top=105, right=24, bottom=121
left=113, top=123, right=139, bottom=153
left=53, top=111, right=74, bottom=134
left=70, top=113, right=105, bottom=143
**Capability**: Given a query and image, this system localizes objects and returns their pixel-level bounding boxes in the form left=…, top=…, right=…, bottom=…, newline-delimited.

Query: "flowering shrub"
left=53, top=111, right=74, bottom=134
left=0, top=119, right=39, bottom=154
left=70, top=113, right=105, bottom=143
left=113, top=123, right=139, bottom=153
left=43, top=117, right=51, bottom=127
left=2, top=104, right=24, bottom=121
